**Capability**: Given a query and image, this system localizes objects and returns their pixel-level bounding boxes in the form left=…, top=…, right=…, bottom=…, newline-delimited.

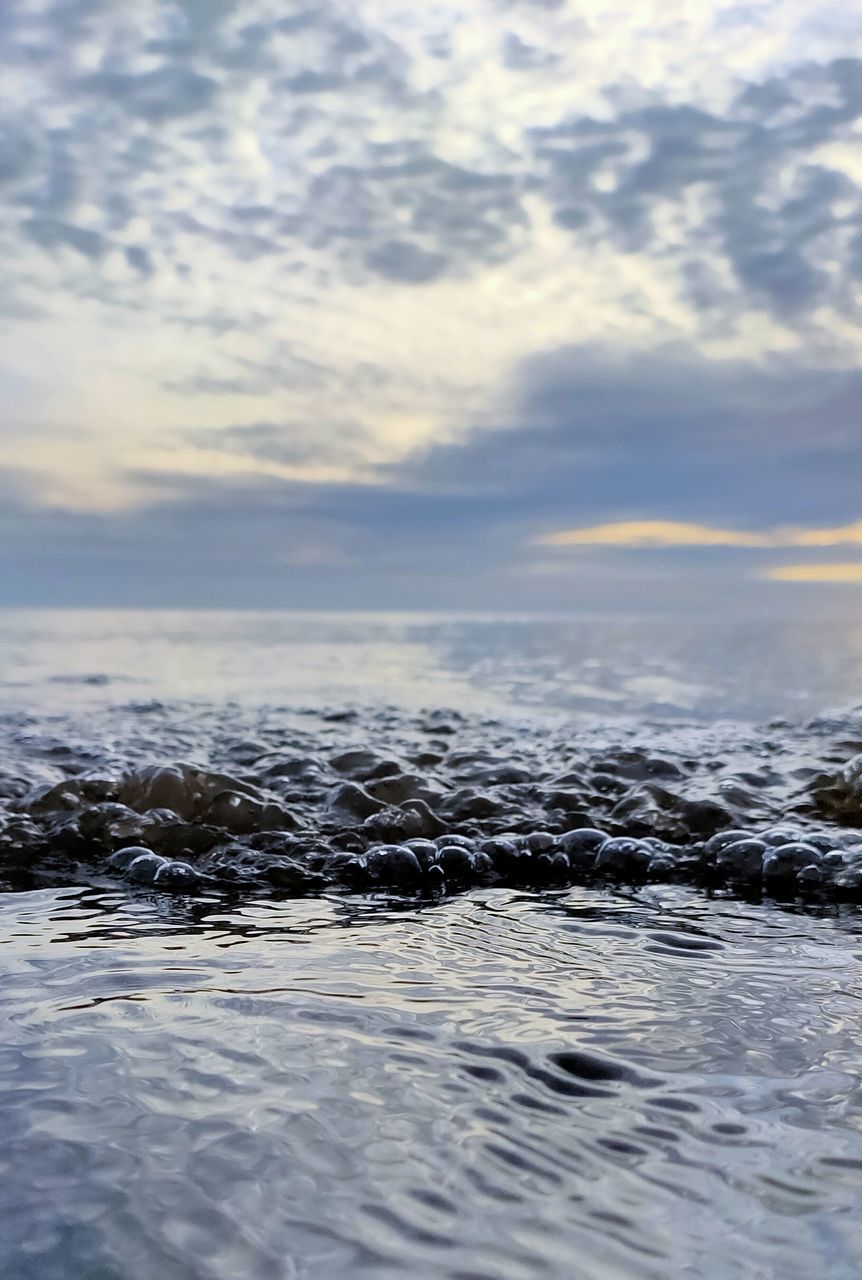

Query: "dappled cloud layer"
left=2, top=2, right=862, bottom=605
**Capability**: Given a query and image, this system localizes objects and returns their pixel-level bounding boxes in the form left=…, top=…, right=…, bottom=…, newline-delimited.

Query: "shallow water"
left=2, top=610, right=862, bottom=1278
left=3, top=886, right=862, bottom=1280
left=3, top=606, right=862, bottom=720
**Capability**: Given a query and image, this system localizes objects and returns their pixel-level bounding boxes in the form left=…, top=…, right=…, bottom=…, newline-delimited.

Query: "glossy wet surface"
left=2, top=886, right=862, bottom=1280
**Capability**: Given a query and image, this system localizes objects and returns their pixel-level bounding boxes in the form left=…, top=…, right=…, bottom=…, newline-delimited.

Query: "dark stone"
left=326, top=781, right=385, bottom=822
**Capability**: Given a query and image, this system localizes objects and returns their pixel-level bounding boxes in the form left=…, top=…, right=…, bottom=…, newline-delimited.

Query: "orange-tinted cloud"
left=765, top=564, right=862, bottom=583
left=538, top=519, right=862, bottom=549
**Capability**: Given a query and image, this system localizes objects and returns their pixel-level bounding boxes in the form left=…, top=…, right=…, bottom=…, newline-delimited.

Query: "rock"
left=329, top=749, right=391, bottom=780
left=326, top=782, right=385, bottom=822
left=363, top=800, right=445, bottom=842
left=535, top=851, right=570, bottom=883
left=365, top=773, right=443, bottom=807
left=403, top=839, right=439, bottom=867
left=79, top=803, right=151, bottom=845
left=264, top=860, right=329, bottom=893
left=558, top=828, right=609, bottom=863
left=542, top=789, right=592, bottom=818
left=27, top=777, right=117, bottom=816
left=260, top=757, right=326, bottom=784
left=204, top=790, right=298, bottom=835
left=153, top=861, right=199, bottom=891
left=107, top=845, right=155, bottom=871
left=647, top=855, right=679, bottom=879
left=127, top=852, right=169, bottom=884
left=835, top=864, right=862, bottom=891
left=594, top=838, right=652, bottom=876
left=677, top=798, right=733, bottom=837
left=366, top=846, right=423, bottom=887
left=119, top=765, right=197, bottom=819
left=762, top=843, right=821, bottom=883
left=119, top=764, right=260, bottom=822
left=715, top=838, right=768, bottom=878
left=365, top=759, right=409, bottom=782
left=442, top=789, right=503, bottom=821
left=524, top=831, right=555, bottom=853
left=436, top=845, right=475, bottom=880
left=702, top=830, right=756, bottom=858
left=425, top=864, right=446, bottom=891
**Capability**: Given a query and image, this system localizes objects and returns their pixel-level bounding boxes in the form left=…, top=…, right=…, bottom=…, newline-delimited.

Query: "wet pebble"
left=436, top=844, right=475, bottom=880
left=8, top=702, right=862, bottom=904
left=558, top=828, right=609, bottom=862
left=107, top=845, right=155, bottom=871
left=153, top=860, right=199, bottom=891
left=762, top=843, right=821, bottom=883
left=366, top=845, right=423, bottom=887
left=715, top=838, right=769, bottom=879
left=126, top=852, right=169, bottom=884
left=594, top=837, right=652, bottom=876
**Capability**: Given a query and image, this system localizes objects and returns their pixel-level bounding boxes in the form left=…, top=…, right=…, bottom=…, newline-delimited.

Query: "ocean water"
left=2, top=609, right=862, bottom=1280
left=2, top=607, right=862, bottom=721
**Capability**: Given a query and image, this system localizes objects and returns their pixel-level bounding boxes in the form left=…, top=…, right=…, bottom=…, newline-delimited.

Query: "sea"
left=2, top=608, right=862, bottom=1280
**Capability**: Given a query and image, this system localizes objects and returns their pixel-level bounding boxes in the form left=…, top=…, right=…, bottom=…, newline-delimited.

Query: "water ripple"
left=0, top=887, right=861, bottom=1278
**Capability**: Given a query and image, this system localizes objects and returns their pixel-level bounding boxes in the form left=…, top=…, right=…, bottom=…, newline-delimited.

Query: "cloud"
left=540, top=521, right=777, bottom=548
left=501, top=33, right=558, bottom=72
left=79, top=66, right=220, bottom=121
left=183, top=419, right=371, bottom=469
left=539, top=518, right=862, bottom=548
left=3, top=1, right=861, bottom=333
left=402, top=343, right=862, bottom=522
left=2, top=1, right=862, bottom=607
left=766, top=563, right=862, bottom=582
left=529, top=58, right=862, bottom=318
left=364, top=238, right=448, bottom=284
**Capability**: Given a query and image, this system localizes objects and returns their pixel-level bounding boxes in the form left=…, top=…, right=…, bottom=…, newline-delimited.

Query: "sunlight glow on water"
left=1, top=607, right=862, bottom=720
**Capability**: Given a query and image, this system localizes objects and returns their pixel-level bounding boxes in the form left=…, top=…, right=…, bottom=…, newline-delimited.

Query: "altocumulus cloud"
left=1, top=0, right=862, bottom=605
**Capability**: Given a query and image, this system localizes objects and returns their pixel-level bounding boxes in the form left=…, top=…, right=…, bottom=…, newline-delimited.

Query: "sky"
left=2, top=0, right=862, bottom=610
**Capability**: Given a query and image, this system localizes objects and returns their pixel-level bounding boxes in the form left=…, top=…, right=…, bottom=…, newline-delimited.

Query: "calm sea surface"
left=2, top=609, right=862, bottom=1280
left=1, top=607, right=862, bottom=720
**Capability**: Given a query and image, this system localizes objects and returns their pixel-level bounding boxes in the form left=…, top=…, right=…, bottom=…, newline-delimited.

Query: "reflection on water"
left=2, top=886, right=862, bottom=1280
left=2, top=608, right=862, bottom=720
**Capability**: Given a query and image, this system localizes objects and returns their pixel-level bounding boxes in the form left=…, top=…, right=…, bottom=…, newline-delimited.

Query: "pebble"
left=153, top=861, right=199, bottom=891
left=366, top=845, right=423, bottom=887
left=594, top=838, right=652, bottom=874
left=8, top=706, right=862, bottom=904
left=126, top=853, right=169, bottom=884
left=107, top=845, right=155, bottom=871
